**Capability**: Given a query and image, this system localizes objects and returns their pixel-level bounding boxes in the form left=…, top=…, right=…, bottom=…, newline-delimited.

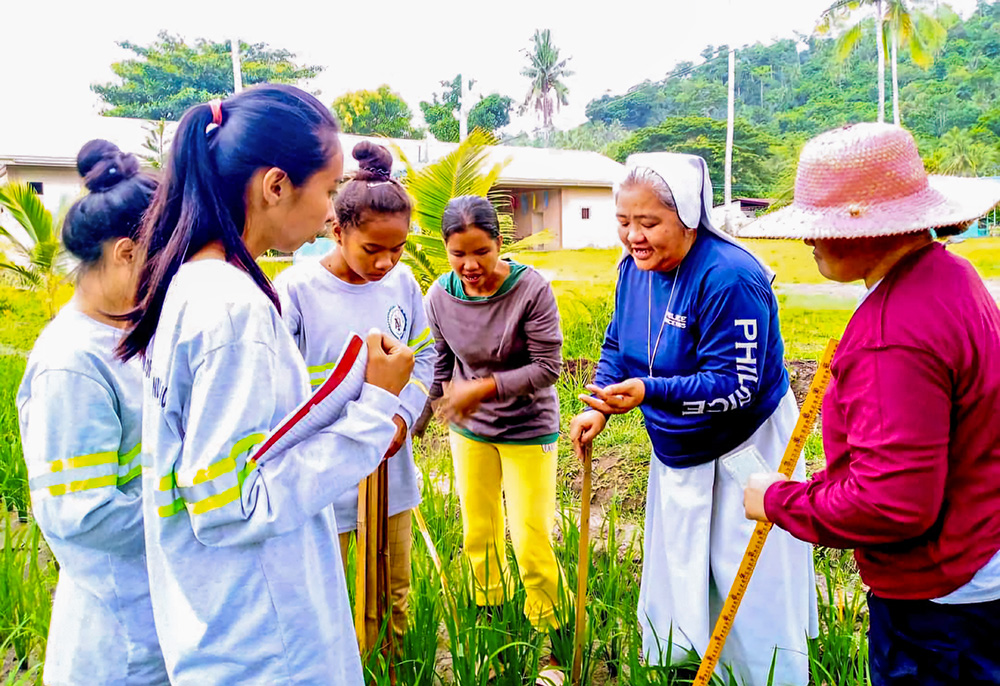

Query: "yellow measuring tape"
left=693, top=338, right=839, bottom=685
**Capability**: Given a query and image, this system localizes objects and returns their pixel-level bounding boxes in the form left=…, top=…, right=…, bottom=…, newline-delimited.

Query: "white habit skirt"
left=638, top=390, right=819, bottom=686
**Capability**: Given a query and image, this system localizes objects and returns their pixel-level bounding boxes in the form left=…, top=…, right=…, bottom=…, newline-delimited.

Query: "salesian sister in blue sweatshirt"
left=594, top=225, right=788, bottom=467
left=571, top=153, right=817, bottom=686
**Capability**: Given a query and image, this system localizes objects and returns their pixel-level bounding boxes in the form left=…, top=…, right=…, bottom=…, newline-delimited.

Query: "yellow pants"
left=450, top=430, right=566, bottom=629
left=339, top=510, right=412, bottom=643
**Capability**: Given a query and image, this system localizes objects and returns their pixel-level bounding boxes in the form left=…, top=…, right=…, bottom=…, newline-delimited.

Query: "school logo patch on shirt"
left=387, top=305, right=408, bottom=340
left=663, top=310, right=687, bottom=329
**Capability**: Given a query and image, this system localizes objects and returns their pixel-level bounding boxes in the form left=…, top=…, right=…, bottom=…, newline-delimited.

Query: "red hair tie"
left=209, top=100, right=223, bottom=126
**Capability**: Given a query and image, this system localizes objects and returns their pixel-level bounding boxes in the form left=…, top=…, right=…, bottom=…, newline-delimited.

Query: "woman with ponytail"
left=276, top=141, right=434, bottom=648
left=118, top=85, right=414, bottom=685
left=17, top=140, right=168, bottom=685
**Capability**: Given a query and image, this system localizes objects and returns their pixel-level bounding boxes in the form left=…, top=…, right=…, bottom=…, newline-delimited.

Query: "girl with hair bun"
left=17, top=139, right=169, bottom=685
left=118, top=86, right=413, bottom=686
left=275, top=140, right=434, bottom=649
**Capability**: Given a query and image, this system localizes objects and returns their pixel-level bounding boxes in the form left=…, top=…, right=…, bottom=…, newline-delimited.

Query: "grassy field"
left=1, top=237, right=996, bottom=683
left=517, top=237, right=1000, bottom=285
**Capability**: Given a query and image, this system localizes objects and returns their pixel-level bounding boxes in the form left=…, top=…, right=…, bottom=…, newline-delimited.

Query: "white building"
left=1, top=116, right=626, bottom=251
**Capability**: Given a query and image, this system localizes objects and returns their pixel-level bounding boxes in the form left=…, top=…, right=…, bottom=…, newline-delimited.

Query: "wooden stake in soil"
left=354, top=475, right=369, bottom=643
left=571, top=442, right=593, bottom=686
left=354, top=460, right=394, bottom=682
left=692, top=339, right=839, bottom=686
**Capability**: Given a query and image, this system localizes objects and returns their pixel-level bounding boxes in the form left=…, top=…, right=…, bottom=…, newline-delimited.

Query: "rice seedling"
left=0, top=277, right=892, bottom=685
left=0, top=517, right=56, bottom=671
left=0, top=357, right=28, bottom=516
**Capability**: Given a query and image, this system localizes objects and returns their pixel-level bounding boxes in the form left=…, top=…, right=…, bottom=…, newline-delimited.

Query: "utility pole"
left=459, top=73, right=469, bottom=141
left=231, top=37, right=243, bottom=94
left=724, top=44, right=735, bottom=233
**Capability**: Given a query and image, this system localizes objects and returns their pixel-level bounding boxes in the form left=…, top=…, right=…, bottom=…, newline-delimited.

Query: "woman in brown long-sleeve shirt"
left=421, top=195, right=569, bottom=683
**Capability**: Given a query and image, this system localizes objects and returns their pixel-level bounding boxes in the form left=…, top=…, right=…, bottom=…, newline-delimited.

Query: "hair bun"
left=77, top=139, right=140, bottom=193
left=352, top=141, right=393, bottom=182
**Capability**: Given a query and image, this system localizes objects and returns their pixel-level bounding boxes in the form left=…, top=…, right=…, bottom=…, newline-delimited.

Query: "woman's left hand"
left=440, top=378, right=497, bottom=423
left=743, top=472, right=790, bottom=522
left=581, top=379, right=646, bottom=415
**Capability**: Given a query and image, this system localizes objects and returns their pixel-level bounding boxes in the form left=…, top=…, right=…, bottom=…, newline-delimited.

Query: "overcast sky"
left=2, top=0, right=978, bottom=135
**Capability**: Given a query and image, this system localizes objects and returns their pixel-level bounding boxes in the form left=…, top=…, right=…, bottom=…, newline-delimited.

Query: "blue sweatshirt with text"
left=594, top=231, right=789, bottom=468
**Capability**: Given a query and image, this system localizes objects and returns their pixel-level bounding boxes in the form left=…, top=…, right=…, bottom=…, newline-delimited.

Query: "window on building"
left=581, top=207, right=591, bottom=220
left=28, top=182, right=43, bottom=195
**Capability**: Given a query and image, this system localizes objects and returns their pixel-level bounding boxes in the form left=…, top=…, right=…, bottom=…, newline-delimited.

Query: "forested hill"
left=540, top=1, right=1000, bottom=199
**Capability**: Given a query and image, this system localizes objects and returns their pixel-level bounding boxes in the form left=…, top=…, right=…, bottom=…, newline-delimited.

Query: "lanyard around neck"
left=647, top=265, right=681, bottom=377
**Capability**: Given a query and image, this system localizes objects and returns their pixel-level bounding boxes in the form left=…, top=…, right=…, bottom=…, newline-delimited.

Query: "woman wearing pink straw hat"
left=571, top=153, right=817, bottom=686
left=744, top=122, right=1000, bottom=685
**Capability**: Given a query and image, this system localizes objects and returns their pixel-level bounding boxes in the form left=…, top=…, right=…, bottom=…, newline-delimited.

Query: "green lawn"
left=517, top=237, right=1000, bottom=286
left=518, top=238, right=999, bottom=362
left=951, top=236, right=1000, bottom=278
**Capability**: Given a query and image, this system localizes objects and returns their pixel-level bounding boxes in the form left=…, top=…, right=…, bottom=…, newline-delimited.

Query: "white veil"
left=623, top=152, right=776, bottom=283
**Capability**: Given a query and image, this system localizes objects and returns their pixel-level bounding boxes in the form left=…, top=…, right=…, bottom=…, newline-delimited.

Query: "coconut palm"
left=818, top=0, right=947, bottom=125
left=818, top=0, right=890, bottom=122
left=929, top=128, right=1000, bottom=177
left=885, top=0, right=947, bottom=124
left=393, top=129, right=552, bottom=290
left=519, top=29, right=574, bottom=131
left=0, top=183, right=68, bottom=318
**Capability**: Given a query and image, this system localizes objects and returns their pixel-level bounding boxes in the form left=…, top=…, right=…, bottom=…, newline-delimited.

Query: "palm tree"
left=519, top=29, right=574, bottom=131
left=818, top=0, right=947, bottom=125
left=393, top=129, right=552, bottom=290
left=0, top=183, right=68, bottom=318
left=818, top=0, right=889, bottom=122
left=885, top=0, right=947, bottom=124
left=751, top=65, right=773, bottom=109
left=929, top=128, right=1000, bottom=177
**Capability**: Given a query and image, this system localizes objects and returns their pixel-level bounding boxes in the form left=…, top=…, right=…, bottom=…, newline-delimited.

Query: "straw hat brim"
left=742, top=176, right=1000, bottom=240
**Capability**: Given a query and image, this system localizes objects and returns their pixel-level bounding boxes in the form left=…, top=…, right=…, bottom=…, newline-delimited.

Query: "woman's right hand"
left=569, top=410, right=607, bottom=462
left=365, top=331, right=414, bottom=396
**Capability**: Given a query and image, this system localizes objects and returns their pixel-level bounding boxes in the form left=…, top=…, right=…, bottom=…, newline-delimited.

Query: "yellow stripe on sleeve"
left=407, top=327, right=432, bottom=349
left=46, top=451, right=118, bottom=474
left=47, top=474, right=118, bottom=497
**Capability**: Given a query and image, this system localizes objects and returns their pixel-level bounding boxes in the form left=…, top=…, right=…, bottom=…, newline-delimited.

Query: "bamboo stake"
left=354, top=462, right=393, bottom=682
left=571, top=442, right=593, bottom=686
left=376, top=462, right=394, bottom=684
left=354, top=476, right=369, bottom=647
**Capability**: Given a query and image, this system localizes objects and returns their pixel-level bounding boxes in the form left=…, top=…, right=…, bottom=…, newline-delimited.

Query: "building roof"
left=1, top=115, right=625, bottom=189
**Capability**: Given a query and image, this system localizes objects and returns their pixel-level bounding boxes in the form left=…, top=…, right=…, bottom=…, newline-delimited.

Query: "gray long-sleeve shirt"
left=425, top=264, right=562, bottom=443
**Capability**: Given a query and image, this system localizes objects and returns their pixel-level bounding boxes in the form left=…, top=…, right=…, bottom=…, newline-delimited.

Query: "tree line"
left=577, top=0, right=1000, bottom=197
left=91, top=1, right=1000, bottom=199
left=93, top=29, right=573, bottom=143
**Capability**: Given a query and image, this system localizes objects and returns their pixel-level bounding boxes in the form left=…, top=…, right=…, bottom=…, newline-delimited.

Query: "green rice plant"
left=0, top=518, right=56, bottom=667
left=0, top=356, right=28, bottom=514
left=0, top=626, right=44, bottom=686
left=558, top=291, right=615, bottom=362
left=1, top=664, right=43, bottom=686
left=808, top=552, right=870, bottom=686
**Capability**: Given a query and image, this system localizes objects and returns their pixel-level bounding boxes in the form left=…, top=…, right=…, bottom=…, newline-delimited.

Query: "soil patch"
left=568, top=449, right=646, bottom=515
left=787, top=358, right=818, bottom=407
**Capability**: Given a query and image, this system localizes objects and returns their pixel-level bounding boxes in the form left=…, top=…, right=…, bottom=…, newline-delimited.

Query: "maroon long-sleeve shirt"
left=765, top=243, right=1000, bottom=599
